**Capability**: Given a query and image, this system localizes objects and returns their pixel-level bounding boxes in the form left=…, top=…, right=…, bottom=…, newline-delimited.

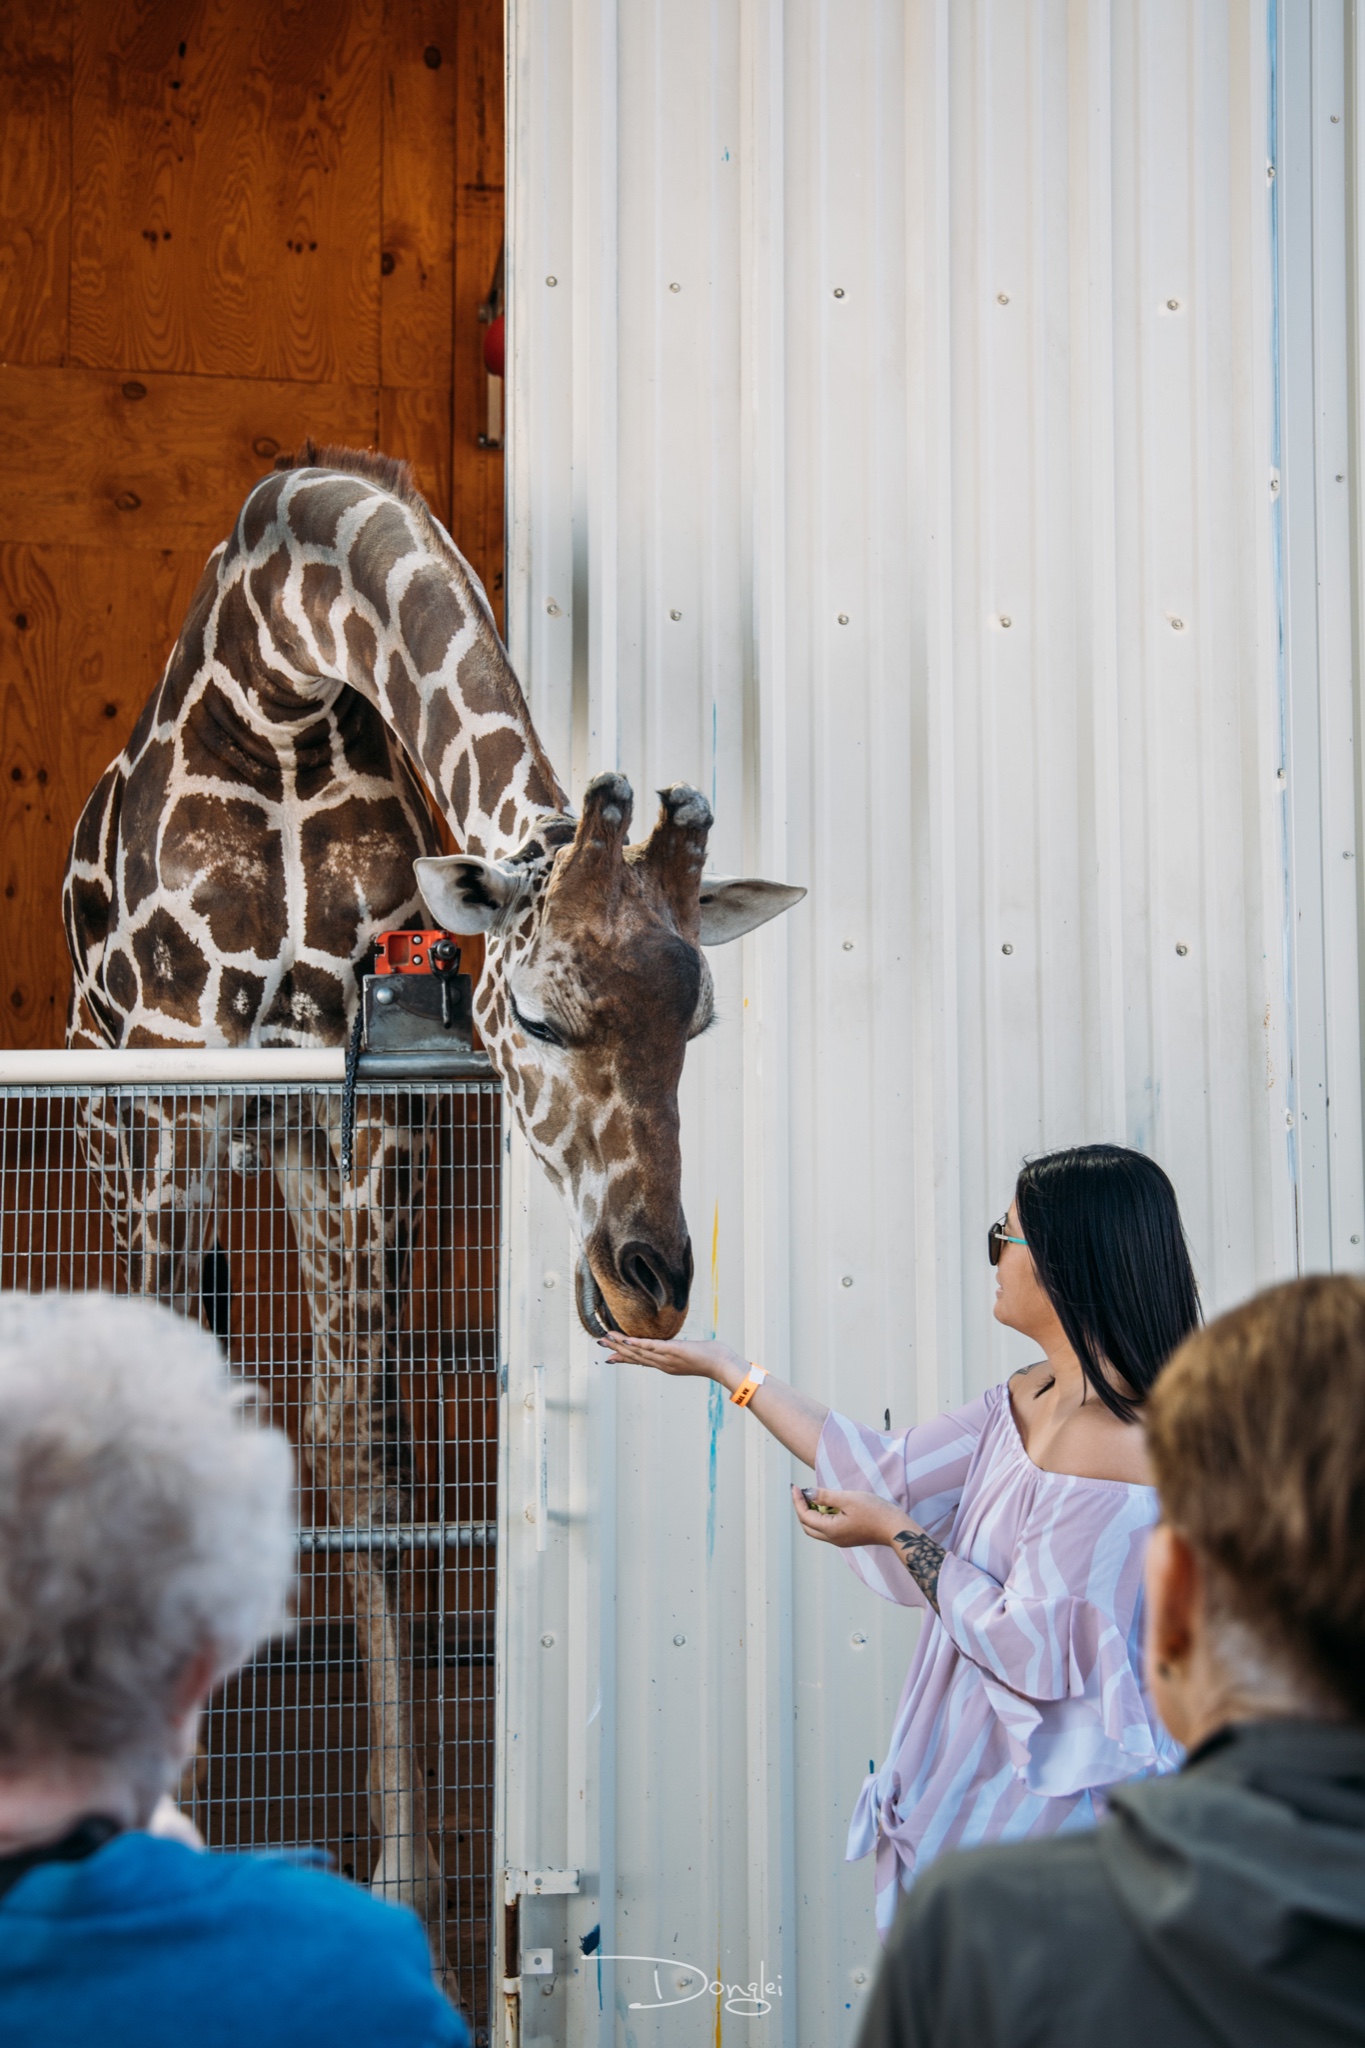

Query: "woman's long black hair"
left=1013, top=1144, right=1200, bottom=1423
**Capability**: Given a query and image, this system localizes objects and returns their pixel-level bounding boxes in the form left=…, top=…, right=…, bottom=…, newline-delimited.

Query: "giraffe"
left=61, top=445, right=803, bottom=1965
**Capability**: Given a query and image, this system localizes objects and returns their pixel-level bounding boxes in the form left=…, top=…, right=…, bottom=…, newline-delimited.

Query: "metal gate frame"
left=0, top=1046, right=502, bottom=2040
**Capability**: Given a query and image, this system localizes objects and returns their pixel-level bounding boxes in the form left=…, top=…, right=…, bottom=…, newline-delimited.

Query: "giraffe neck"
left=221, top=464, right=568, bottom=858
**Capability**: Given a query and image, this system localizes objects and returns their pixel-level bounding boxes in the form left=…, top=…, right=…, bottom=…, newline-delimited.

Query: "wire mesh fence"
left=0, top=1075, right=500, bottom=2041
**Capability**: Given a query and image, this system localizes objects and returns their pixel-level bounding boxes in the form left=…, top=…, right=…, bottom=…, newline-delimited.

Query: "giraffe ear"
left=414, top=854, right=529, bottom=933
left=697, top=878, right=807, bottom=945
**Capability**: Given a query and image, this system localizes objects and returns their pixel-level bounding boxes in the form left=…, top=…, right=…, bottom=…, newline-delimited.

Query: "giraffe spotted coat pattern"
left=65, top=448, right=564, bottom=1054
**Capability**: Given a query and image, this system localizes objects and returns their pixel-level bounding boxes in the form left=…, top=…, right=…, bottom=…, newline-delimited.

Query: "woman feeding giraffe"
left=600, top=1143, right=1198, bottom=1938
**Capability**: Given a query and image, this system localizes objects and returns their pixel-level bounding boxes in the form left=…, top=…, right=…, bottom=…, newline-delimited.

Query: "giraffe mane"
left=272, top=440, right=446, bottom=554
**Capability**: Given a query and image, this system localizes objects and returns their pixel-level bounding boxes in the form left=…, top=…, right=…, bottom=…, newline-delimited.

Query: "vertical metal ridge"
left=574, top=0, right=622, bottom=784
left=912, top=0, right=964, bottom=1427
left=740, top=2, right=798, bottom=2037
left=1277, top=0, right=1363, bottom=1272
left=1079, top=0, right=1128, bottom=1141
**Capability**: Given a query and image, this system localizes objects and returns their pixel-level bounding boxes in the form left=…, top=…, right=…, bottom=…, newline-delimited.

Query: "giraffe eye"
left=510, top=994, right=565, bottom=1048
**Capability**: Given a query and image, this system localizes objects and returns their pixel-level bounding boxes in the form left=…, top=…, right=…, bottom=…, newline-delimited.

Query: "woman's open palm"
left=597, top=1334, right=743, bottom=1379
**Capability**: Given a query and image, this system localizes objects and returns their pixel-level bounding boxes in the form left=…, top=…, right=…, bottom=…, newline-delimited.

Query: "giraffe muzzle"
left=575, top=1236, right=693, bottom=1340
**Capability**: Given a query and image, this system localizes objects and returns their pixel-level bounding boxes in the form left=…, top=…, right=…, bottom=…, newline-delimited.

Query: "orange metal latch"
left=374, top=931, right=461, bottom=976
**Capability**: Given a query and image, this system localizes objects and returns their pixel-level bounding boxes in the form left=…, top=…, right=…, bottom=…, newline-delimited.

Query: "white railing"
left=0, top=1048, right=494, bottom=1085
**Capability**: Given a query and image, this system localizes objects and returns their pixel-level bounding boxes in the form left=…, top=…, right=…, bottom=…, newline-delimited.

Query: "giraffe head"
left=416, top=773, right=803, bottom=1338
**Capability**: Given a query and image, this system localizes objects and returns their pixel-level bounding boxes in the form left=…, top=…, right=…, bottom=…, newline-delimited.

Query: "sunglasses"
left=988, top=1216, right=1028, bottom=1267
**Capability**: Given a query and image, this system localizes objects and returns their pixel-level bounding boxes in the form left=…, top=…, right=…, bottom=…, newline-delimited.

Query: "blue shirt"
left=0, top=1832, right=469, bottom=2047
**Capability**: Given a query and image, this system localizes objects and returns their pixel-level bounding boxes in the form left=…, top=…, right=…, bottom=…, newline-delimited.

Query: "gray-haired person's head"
left=0, top=1292, right=294, bottom=1810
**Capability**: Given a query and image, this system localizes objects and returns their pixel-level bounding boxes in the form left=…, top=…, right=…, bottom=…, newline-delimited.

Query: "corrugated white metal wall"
left=1279, top=0, right=1363, bottom=1263
left=494, top=4, right=1361, bottom=2043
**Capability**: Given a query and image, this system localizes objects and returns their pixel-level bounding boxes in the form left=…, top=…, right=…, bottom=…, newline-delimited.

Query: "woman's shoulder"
left=1058, top=1414, right=1153, bottom=1487
left=1001, top=1368, right=1156, bottom=1491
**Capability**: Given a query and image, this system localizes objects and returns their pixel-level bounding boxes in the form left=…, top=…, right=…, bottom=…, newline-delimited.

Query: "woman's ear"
left=1145, top=1525, right=1199, bottom=1656
left=1144, top=1523, right=1202, bottom=1742
left=168, top=1643, right=220, bottom=1762
left=171, top=1644, right=220, bottom=1719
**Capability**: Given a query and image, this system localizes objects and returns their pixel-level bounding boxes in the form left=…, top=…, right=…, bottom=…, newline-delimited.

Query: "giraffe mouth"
left=575, top=1255, right=621, bottom=1338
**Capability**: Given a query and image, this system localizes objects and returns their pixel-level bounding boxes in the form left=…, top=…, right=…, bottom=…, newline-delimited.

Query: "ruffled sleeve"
left=814, top=1392, right=992, bottom=1608
left=934, top=1483, right=1176, bottom=1795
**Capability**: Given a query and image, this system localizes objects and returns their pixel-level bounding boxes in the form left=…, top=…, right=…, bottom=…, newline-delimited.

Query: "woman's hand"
left=597, top=1338, right=830, bottom=1467
left=790, top=1486, right=909, bottom=1550
left=792, top=1487, right=946, bottom=1608
left=596, top=1334, right=746, bottom=1384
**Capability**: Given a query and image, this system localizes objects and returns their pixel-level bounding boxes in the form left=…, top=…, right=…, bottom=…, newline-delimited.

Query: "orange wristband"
left=730, top=1364, right=768, bottom=1408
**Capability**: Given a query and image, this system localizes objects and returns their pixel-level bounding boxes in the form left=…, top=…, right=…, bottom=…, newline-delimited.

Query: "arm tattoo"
left=892, top=1526, right=945, bottom=1612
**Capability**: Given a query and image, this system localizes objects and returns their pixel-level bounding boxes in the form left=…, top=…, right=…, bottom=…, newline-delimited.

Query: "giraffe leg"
left=271, top=1092, right=447, bottom=1973
left=78, top=1091, right=226, bottom=1320
left=343, top=1552, right=445, bottom=1931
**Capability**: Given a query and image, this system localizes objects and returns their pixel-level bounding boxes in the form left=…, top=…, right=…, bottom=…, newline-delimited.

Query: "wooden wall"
left=0, top=0, right=505, bottom=1049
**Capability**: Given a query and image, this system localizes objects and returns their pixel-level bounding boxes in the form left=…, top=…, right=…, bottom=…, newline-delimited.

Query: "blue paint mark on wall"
left=707, top=1378, right=724, bottom=1564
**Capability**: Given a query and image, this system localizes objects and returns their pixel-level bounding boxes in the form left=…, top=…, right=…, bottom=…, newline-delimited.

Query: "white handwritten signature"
left=594, top=1955, right=781, bottom=2018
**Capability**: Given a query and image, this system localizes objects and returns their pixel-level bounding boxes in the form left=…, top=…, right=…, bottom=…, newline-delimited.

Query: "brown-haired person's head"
left=1143, top=1274, right=1365, bottom=1747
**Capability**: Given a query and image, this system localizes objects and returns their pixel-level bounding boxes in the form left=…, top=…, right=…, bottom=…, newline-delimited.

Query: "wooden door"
left=0, top=0, right=504, bottom=1049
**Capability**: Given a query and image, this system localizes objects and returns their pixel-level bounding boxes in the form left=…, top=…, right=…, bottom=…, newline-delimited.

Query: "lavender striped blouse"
left=816, top=1380, right=1181, bottom=1940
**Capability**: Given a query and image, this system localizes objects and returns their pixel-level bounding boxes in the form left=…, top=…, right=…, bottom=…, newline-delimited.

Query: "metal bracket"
left=363, top=967, right=475, bottom=1053
left=504, top=1868, right=580, bottom=1904
left=500, top=1861, right=576, bottom=2048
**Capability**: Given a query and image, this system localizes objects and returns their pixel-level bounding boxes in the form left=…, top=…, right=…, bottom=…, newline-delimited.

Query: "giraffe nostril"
left=620, top=1244, right=668, bottom=1312
left=618, top=1240, right=693, bottom=1314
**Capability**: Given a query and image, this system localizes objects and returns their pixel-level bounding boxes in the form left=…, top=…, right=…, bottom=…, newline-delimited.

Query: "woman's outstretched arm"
left=596, top=1336, right=829, bottom=1467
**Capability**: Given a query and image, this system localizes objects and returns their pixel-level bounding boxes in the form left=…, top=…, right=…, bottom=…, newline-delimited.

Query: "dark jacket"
left=855, top=1720, right=1365, bottom=2048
